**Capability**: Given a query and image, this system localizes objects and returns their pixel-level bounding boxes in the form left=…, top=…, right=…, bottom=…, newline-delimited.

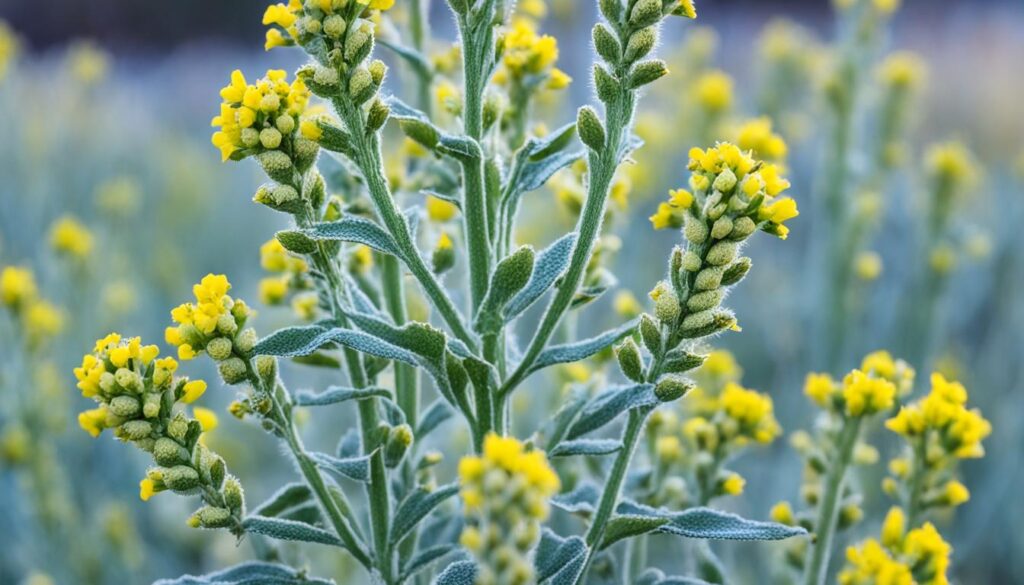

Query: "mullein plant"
left=74, top=1, right=810, bottom=584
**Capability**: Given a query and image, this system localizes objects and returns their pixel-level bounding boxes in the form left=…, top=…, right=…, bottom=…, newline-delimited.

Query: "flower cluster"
left=494, top=18, right=570, bottom=92
left=263, top=0, right=395, bottom=52
left=211, top=69, right=311, bottom=162
left=804, top=351, right=911, bottom=417
left=839, top=508, right=951, bottom=585
left=258, top=237, right=313, bottom=313
left=165, top=274, right=259, bottom=386
left=458, top=434, right=560, bottom=585
left=0, top=265, right=65, bottom=349
left=48, top=215, right=95, bottom=260
left=735, top=117, right=788, bottom=163
left=73, top=334, right=245, bottom=532
left=883, top=373, right=990, bottom=511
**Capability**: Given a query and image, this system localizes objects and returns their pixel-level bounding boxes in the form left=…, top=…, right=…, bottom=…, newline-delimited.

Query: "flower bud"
left=639, top=313, right=662, bottom=354
left=706, top=240, right=738, bottom=266
left=256, top=356, right=277, bottom=381
left=294, top=138, right=320, bottom=173
left=593, top=65, right=619, bottom=103
left=153, top=437, right=189, bottom=466
left=711, top=217, right=734, bottom=239
left=385, top=424, right=414, bottom=468
left=684, top=215, right=709, bottom=244
left=367, top=98, right=390, bottom=133
left=191, top=505, right=234, bottom=529
left=400, top=119, right=440, bottom=150
left=235, top=328, right=258, bottom=355
left=655, top=375, right=694, bottom=402
left=713, top=168, right=737, bottom=193
left=624, top=27, right=656, bottom=62
left=276, top=114, right=296, bottom=135
left=143, top=392, right=163, bottom=419
left=650, top=281, right=680, bottom=325
left=257, top=151, right=295, bottom=184
left=259, top=128, right=283, bottom=150
left=615, top=337, right=644, bottom=382
left=730, top=216, right=756, bottom=239
left=721, top=257, right=752, bottom=287
left=241, top=128, right=260, bottom=147
left=694, top=266, right=724, bottom=291
left=163, top=465, right=200, bottom=492
left=223, top=476, right=245, bottom=512
left=681, top=251, right=702, bottom=272
left=323, top=14, right=347, bottom=39
left=686, top=289, right=723, bottom=312
left=349, top=67, right=375, bottom=103
left=206, top=337, right=233, bottom=361
left=629, top=0, right=662, bottom=28
left=577, top=106, right=606, bottom=152
left=119, top=420, right=153, bottom=441
left=218, top=357, right=248, bottom=385
left=368, top=60, right=387, bottom=86
left=599, top=0, right=622, bottom=23
left=344, top=26, right=372, bottom=64
left=592, top=24, right=621, bottom=64
left=167, top=414, right=189, bottom=442
left=109, top=395, right=141, bottom=418
left=627, top=59, right=669, bottom=89
left=115, top=368, right=142, bottom=393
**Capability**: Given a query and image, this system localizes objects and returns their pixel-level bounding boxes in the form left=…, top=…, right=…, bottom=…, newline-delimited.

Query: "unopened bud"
left=627, top=59, right=669, bottom=89
left=256, top=151, right=294, bottom=184
left=577, top=106, right=606, bottom=152
left=655, top=375, right=694, bottom=402
left=615, top=337, right=644, bottom=382
left=624, top=27, right=656, bottom=62
left=593, top=24, right=621, bottom=64
left=629, top=0, right=662, bottom=28
left=164, top=465, right=200, bottom=492
left=206, top=337, right=233, bottom=361
left=218, top=357, right=248, bottom=385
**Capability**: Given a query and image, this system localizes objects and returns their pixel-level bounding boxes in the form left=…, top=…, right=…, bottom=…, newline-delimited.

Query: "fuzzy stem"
left=803, top=416, right=862, bottom=585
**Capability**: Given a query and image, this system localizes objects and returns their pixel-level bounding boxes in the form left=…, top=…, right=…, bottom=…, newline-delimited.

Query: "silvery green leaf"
left=153, top=561, right=334, bottom=585
left=310, top=452, right=372, bottom=483
left=517, top=150, right=585, bottom=195
left=337, top=429, right=361, bottom=458
left=382, top=397, right=407, bottom=426
left=401, top=545, right=459, bottom=583
left=294, top=386, right=392, bottom=407
left=566, top=383, right=657, bottom=440
left=417, top=400, right=454, bottom=439
left=302, top=218, right=405, bottom=259
left=551, top=483, right=601, bottom=515
left=291, top=353, right=342, bottom=369
left=503, top=233, right=577, bottom=323
left=528, top=122, right=578, bottom=161
left=535, top=529, right=588, bottom=584
left=251, top=483, right=313, bottom=518
left=253, top=326, right=419, bottom=365
left=391, top=483, right=460, bottom=545
left=616, top=502, right=808, bottom=541
left=242, top=516, right=344, bottom=547
left=433, top=560, right=477, bottom=585
left=475, top=246, right=536, bottom=333
left=544, top=386, right=590, bottom=450
left=385, top=97, right=432, bottom=123
left=637, top=569, right=714, bottom=585
left=377, top=41, right=431, bottom=77
left=550, top=438, right=623, bottom=457
left=599, top=515, right=671, bottom=549
left=529, top=319, right=639, bottom=374
left=570, top=269, right=617, bottom=309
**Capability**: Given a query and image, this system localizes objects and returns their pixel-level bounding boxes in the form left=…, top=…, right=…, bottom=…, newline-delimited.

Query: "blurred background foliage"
left=0, top=0, right=1022, bottom=584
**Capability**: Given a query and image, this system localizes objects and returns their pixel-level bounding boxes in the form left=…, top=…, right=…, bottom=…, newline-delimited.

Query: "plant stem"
left=409, top=0, right=432, bottom=117
left=803, top=416, right=862, bottom=585
left=381, top=254, right=419, bottom=427
left=369, top=449, right=395, bottom=584
left=906, top=438, right=928, bottom=528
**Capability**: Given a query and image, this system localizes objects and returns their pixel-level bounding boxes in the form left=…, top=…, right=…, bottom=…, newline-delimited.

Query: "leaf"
left=391, top=483, right=460, bottom=545
left=503, top=233, right=577, bottom=323
left=337, top=429, right=361, bottom=458
left=529, top=319, right=639, bottom=374
left=294, top=386, right=392, bottom=407
left=544, top=386, right=590, bottom=451
left=416, top=400, right=454, bottom=439
left=433, top=560, right=477, bottom=585
left=153, top=561, right=334, bottom=585
left=302, top=218, right=405, bottom=259
left=566, top=383, right=658, bottom=440
left=599, top=515, right=671, bottom=549
left=475, top=246, right=536, bottom=333
left=550, top=483, right=601, bottom=515
left=310, top=452, right=372, bottom=483
left=637, top=569, right=715, bottom=585
left=291, top=353, right=342, bottom=369
left=535, top=529, right=588, bottom=584
left=401, top=545, right=459, bottom=583
left=242, top=516, right=344, bottom=547
left=616, top=502, right=808, bottom=541
left=517, top=150, right=586, bottom=195
left=253, top=326, right=419, bottom=365
left=251, top=483, right=313, bottom=518
left=528, top=122, right=578, bottom=161
left=377, top=41, right=432, bottom=77
left=550, top=438, right=623, bottom=457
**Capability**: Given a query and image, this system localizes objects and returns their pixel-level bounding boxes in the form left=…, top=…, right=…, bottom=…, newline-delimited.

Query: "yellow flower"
left=879, top=51, right=926, bottom=90
left=194, top=407, right=219, bottom=432
left=842, top=369, right=896, bottom=417
left=613, top=291, right=642, bottom=318
left=736, top=117, right=788, bottom=162
left=426, top=195, right=459, bottom=222
left=259, top=276, right=289, bottom=305
left=925, top=141, right=978, bottom=192
left=770, top=501, right=794, bottom=525
left=722, top=473, right=745, bottom=496
left=181, top=380, right=208, bottom=404
left=498, top=18, right=563, bottom=91
left=693, top=70, right=733, bottom=113
left=0, top=266, right=37, bottom=307
left=23, top=300, right=64, bottom=345
left=49, top=216, right=95, bottom=259
left=854, top=251, right=883, bottom=281
left=942, top=480, right=969, bottom=507
left=880, top=507, right=905, bottom=548
left=78, top=406, right=108, bottom=437
left=702, top=349, right=740, bottom=379
left=720, top=382, right=781, bottom=443
left=804, top=372, right=838, bottom=408
left=656, top=436, right=684, bottom=462
left=139, top=478, right=157, bottom=501
left=673, top=0, right=697, bottom=19
left=212, top=69, right=309, bottom=161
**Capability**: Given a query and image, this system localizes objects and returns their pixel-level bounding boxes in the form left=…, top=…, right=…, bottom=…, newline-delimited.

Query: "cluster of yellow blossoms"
left=804, top=350, right=914, bottom=417
left=494, top=18, right=571, bottom=91
left=883, top=374, right=990, bottom=510
left=48, top=215, right=95, bottom=260
left=840, top=508, right=951, bottom=585
left=211, top=69, right=311, bottom=162
left=165, top=275, right=257, bottom=386
left=258, top=237, right=313, bottom=313
left=263, top=0, right=395, bottom=52
left=0, top=266, right=64, bottom=349
left=73, top=334, right=244, bottom=530
left=650, top=142, right=797, bottom=239
left=735, top=117, right=788, bottom=163
left=458, top=434, right=560, bottom=585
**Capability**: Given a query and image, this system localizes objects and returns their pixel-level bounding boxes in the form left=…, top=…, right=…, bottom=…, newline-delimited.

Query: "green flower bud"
left=627, top=59, right=669, bottom=89
left=368, top=60, right=387, bottom=86
left=256, top=356, right=277, bottom=381
left=191, top=506, right=234, bottom=529
left=259, top=127, right=282, bottom=149
left=629, top=0, right=662, bottom=28
left=323, top=14, right=347, bottom=38
left=241, top=127, right=260, bottom=148
left=235, top=328, right=257, bottom=355
left=294, top=137, right=321, bottom=173
left=344, top=27, right=372, bottom=64
left=275, top=114, right=296, bottom=135
left=639, top=313, right=662, bottom=354
left=367, top=98, right=390, bottom=133
left=694, top=266, right=724, bottom=291
left=164, top=465, right=200, bottom=492
left=577, top=106, right=606, bottom=152
left=109, top=395, right=141, bottom=418
left=730, top=216, right=757, bottom=239
left=206, top=337, right=233, bottom=362
left=662, top=350, right=707, bottom=374
left=115, top=368, right=142, bottom=393
left=153, top=437, right=188, bottom=466
left=721, top=257, right=752, bottom=287
left=276, top=229, right=317, bottom=254
left=687, top=289, right=724, bottom=312
left=256, top=151, right=295, bottom=184
left=99, top=371, right=116, bottom=394
left=655, top=375, right=695, bottom=402
left=119, top=420, right=153, bottom=441
left=684, top=214, right=709, bottom=244
left=592, top=23, right=621, bottom=64
left=349, top=67, right=375, bottom=103
left=143, top=392, right=163, bottom=419
left=593, top=64, right=620, bottom=103
left=713, top=168, right=738, bottom=193
left=216, top=313, right=238, bottom=337
left=711, top=217, right=734, bottom=239
left=706, top=241, right=738, bottom=266
left=218, top=357, right=248, bottom=385
left=167, top=414, right=189, bottom=442
left=400, top=119, right=440, bottom=150
left=223, top=476, right=245, bottom=512
left=624, top=27, right=656, bottom=63
left=650, top=281, right=681, bottom=325
left=385, top=424, right=414, bottom=468
left=614, top=337, right=644, bottom=382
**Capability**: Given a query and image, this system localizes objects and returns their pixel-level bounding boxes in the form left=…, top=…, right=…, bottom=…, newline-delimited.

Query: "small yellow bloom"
left=194, top=407, right=219, bottom=432
left=139, top=478, right=156, bottom=501
left=722, top=473, right=745, bottom=496
left=0, top=266, right=37, bottom=307
left=854, top=251, right=883, bottom=281
left=426, top=195, right=459, bottom=222
left=770, top=501, right=794, bottom=525
left=842, top=369, right=896, bottom=417
left=49, top=215, right=95, bottom=259
left=181, top=380, right=208, bottom=404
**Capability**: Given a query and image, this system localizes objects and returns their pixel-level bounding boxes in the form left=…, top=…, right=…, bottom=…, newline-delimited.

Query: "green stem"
left=410, top=0, right=432, bottom=117
left=803, top=416, right=862, bottom=585
left=381, top=254, right=419, bottom=427
left=906, top=438, right=928, bottom=528
left=369, top=449, right=395, bottom=584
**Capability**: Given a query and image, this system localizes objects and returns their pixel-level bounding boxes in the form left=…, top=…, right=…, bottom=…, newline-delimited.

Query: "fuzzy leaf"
left=253, top=326, right=419, bottom=365
left=529, top=319, right=638, bottom=374
left=517, top=150, right=586, bottom=195
left=417, top=400, right=454, bottom=439
left=550, top=438, right=623, bottom=457
left=291, top=353, right=342, bottom=369
left=391, top=483, right=460, bottom=545
left=566, top=384, right=658, bottom=440
left=433, top=560, right=477, bottom=585
left=293, top=386, right=392, bottom=407
left=251, top=483, right=313, bottom=518
left=617, top=502, right=808, bottom=541
left=637, top=569, right=715, bottom=585
left=503, top=233, right=577, bottom=323
left=310, top=452, right=371, bottom=483
left=550, top=483, right=601, bottom=515
left=401, top=545, right=459, bottom=583
left=153, top=561, right=334, bottom=585
left=475, top=246, right=536, bottom=333
left=535, top=529, right=588, bottom=584
left=241, top=516, right=344, bottom=548
left=528, top=122, right=578, bottom=161
left=302, top=218, right=404, bottom=259
left=600, top=515, right=672, bottom=549
left=544, top=386, right=590, bottom=451
left=377, top=40, right=431, bottom=77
